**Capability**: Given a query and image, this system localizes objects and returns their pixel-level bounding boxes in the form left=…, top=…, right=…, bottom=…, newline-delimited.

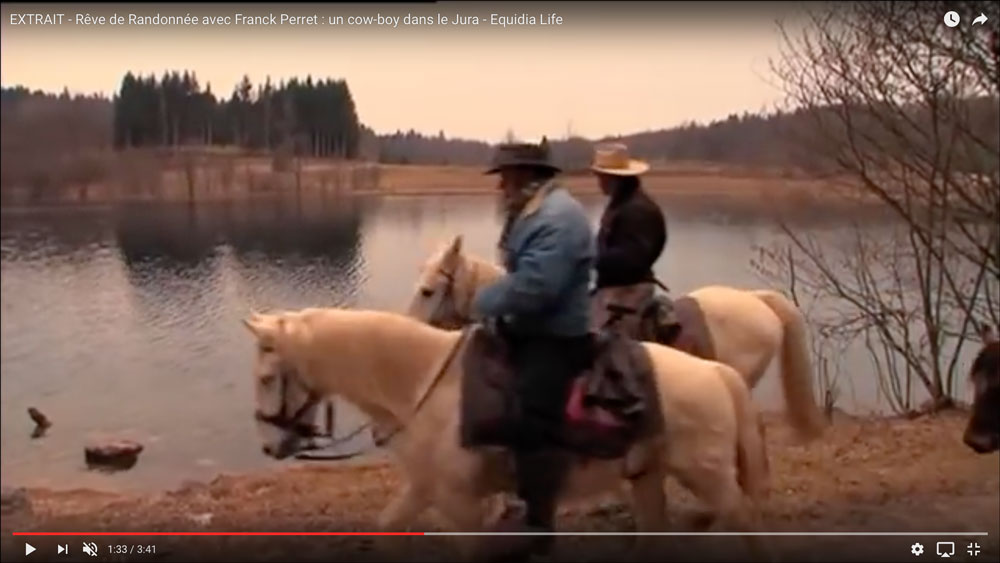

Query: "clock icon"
left=944, top=11, right=961, bottom=28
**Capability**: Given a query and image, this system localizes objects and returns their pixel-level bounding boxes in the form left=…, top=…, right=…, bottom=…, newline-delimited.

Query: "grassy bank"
left=0, top=149, right=851, bottom=209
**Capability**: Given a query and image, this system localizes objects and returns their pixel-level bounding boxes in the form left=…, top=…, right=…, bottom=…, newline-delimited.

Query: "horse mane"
left=293, top=307, right=452, bottom=341
left=465, top=252, right=505, bottom=276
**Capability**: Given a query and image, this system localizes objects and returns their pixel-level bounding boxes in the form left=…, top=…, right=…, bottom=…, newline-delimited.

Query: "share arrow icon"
left=973, top=13, right=988, bottom=26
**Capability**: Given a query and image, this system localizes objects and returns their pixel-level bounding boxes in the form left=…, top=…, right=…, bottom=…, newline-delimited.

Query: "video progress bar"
left=12, top=532, right=991, bottom=537
left=426, top=532, right=991, bottom=537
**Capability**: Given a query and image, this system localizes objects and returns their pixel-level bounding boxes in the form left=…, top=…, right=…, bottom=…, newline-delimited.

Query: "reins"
left=428, top=266, right=475, bottom=330
left=370, top=325, right=473, bottom=446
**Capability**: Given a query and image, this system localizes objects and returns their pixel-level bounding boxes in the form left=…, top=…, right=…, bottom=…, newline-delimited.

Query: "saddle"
left=635, top=294, right=717, bottom=360
left=459, top=325, right=659, bottom=460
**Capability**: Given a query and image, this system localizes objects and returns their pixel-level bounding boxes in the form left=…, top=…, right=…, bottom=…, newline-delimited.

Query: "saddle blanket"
left=458, top=326, right=662, bottom=459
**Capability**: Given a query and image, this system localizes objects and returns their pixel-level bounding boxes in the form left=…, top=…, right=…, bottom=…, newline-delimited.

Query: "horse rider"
left=590, top=142, right=668, bottom=338
left=471, top=138, right=594, bottom=555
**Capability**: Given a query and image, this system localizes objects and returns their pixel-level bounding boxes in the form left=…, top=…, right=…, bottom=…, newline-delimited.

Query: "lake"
left=0, top=194, right=975, bottom=492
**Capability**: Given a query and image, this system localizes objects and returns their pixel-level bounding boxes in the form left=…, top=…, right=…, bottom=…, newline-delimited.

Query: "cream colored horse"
left=243, top=307, right=771, bottom=560
left=407, top=235, right=826, bottom=442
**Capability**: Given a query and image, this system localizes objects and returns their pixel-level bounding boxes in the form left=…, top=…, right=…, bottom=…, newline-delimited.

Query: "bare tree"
left=755, top=1, right=999, bottom=414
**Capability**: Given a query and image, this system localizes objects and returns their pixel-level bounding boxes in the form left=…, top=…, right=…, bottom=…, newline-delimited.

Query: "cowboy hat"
left=485, top=140, right=561, bottom=175
left=590, top=143, right=650, bottom=176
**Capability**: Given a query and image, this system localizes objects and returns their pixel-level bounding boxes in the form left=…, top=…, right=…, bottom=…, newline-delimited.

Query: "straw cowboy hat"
left=485, top=139, right=561, bottom=175
left=590, top=143, right=650, bottom=176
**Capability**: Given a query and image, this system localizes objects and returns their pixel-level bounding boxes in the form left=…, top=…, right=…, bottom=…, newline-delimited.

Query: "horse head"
left=242, top=311, right=323, bottom=460
left=964, top=322, right=999, bottom=454
left=407, top=235, right=497, bottom=329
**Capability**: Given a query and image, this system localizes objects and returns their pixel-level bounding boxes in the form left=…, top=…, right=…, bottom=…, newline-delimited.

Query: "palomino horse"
left=407, top=235, right=826, bottom=441
left=964, top=323, right=999, bottom=454
left=243, top=307, right=771, bottom=560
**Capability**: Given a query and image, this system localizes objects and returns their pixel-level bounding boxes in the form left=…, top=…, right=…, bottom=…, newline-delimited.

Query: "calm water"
left=0, top=194, right=973, bottom=492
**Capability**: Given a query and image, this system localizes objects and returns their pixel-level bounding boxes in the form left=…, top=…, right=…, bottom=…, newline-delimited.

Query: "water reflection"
left=223, top=197, right=367, bottom=259
left=115, top=205, right=217, bottom=268
left=109, top=198, right=370, bottom=311
left=0, top=208, right=116, bottom=265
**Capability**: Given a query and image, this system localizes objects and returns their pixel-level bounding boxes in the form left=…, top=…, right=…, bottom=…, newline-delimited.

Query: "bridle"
left=253, top=367, right=325, bottom=441
left=424, top=266, right=474, bottom=330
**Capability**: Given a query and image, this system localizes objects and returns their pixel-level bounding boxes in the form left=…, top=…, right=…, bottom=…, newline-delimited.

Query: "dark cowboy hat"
left=485, top=140, right=561, bottom=175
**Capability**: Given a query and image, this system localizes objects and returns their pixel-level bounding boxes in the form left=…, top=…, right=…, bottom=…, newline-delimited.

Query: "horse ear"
left=243, top=317, right=264, bottom=338
left=244, top=311, right=282, bottom=340
left=448, top=235, right=463, bottom=256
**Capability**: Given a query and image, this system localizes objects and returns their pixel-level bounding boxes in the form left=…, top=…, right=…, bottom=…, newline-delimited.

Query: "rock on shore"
left=85, top=439, right=144, bottom=471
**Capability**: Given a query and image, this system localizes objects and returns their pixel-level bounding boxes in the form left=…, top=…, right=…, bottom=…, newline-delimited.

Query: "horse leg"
left=683, top=465, right=773, bottom=563
left=431, top=484, right=489, bottom=561
left=377, top=481, right=428, bottom=531
left=627, top=468, right=669, bottom=561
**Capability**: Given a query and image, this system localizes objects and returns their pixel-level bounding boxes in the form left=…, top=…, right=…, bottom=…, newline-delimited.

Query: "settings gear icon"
left=911, top=543, right=925, bottom=556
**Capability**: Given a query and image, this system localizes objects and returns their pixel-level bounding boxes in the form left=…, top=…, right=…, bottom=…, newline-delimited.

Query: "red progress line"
left=13, top=532, right=424, bottom=536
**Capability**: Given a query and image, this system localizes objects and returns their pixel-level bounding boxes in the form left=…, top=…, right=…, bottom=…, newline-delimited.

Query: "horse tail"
left=717, top=363, right=769, bottom=501
left=751, top=290, right=826, bottom=441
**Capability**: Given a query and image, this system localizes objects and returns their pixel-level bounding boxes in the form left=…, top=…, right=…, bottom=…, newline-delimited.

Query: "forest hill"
left=112, top=71, right=362, bottom=158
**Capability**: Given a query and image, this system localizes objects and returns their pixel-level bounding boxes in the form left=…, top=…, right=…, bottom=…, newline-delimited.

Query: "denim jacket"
left=473, top=181, right=594, bottom=337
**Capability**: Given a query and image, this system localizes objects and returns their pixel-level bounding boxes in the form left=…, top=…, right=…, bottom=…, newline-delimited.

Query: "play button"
left=25, top=543, right=36, bottom=556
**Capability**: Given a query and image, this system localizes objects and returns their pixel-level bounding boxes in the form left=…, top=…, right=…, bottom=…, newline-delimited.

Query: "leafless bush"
left=758, top=2, right=1000, bottom=414
left=765, top=248, right=846, bottom=417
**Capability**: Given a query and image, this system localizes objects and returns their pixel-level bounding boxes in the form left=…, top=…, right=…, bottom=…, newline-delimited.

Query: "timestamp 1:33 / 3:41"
left=107, top=544, right=157, bottom=555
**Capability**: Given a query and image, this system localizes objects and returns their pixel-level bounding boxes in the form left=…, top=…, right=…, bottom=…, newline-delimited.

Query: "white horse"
left=407, top=235, right=826, bottom=442
left=243, top=307, right=771, bottom=560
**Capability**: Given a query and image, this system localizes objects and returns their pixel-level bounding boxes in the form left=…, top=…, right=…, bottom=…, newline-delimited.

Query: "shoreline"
left=3, top=413, right=996, bottom=562
left=0, top=162, right=865, bottom=210
left=3, top=413, right=996, bottom=540
left=1, top=412, right=996, bottom=561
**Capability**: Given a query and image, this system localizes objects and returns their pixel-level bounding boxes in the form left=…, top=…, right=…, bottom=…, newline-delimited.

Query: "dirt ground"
left=2, top=410, right=997, bottom=562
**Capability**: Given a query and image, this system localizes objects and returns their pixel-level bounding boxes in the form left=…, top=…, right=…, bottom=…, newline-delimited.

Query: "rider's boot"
left=517, top=448, right=573, bottom=556
left=478, top=448, right=572, bottom=562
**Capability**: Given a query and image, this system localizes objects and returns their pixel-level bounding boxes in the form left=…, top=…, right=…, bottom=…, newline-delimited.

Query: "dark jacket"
left=473, top=181, right=594, bottom=337
left=594, top=183, right=667, bottom=289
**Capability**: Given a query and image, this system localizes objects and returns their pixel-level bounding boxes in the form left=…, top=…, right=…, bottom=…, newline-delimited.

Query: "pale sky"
left=0, top=2, right=811, bottom=141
